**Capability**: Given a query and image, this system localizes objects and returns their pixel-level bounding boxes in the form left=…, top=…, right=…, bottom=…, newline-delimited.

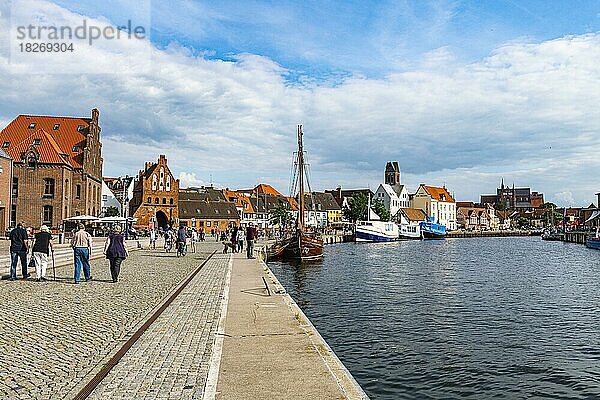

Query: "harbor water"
left=268, top=237, right=600, bottom=399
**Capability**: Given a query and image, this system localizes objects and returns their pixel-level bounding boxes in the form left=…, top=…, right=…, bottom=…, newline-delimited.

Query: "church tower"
left=385, top=162, right=401, bottom=185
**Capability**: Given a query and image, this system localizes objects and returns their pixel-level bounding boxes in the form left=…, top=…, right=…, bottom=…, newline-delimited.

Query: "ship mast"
left=297, top=125, right=305, bottom=232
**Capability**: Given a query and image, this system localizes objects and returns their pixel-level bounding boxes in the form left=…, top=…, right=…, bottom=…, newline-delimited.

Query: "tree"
left=269, top=204, right=293, bottom=230
left=372, top=198, right=390, bottom=222
left=343, top=192, right=368, bottom=222
left=494, top=202, right=507, bottom=211
left=540, top=202, right=562, bottom=226
left=105, top=206, right=119, bottom=217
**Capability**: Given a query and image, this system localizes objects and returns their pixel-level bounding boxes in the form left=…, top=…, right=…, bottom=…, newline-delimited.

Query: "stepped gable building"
left=129, top=155, right=179, bottom=229
left=0, top=109, right=103, bottom=228
left=0, top=149, right=13, bottom=232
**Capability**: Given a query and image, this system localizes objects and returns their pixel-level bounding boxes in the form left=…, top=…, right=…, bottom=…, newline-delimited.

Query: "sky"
left=1, top=0, right=599, bottom=206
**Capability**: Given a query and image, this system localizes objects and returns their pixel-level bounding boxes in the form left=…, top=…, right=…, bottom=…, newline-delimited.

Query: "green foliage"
left=540, top=202, right=557, bottom=209
left=494, top=202, right=507, bottom=211
left=516, top=217, right=529, bottom=228
left=269, top=204, right=293, bottom=229
left=105, top=206, right=120, bottom=217
left=372, top=198, right=390, bottom=222
left=343, top=192, right=368, bottom=222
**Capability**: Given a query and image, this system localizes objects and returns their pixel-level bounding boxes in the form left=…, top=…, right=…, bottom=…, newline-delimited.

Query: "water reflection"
left=268, top=237, right=600, bottom=400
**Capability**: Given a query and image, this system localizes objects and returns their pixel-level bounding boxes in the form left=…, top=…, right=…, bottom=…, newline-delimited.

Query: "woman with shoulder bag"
left=104, top=224, right=129, bottom=283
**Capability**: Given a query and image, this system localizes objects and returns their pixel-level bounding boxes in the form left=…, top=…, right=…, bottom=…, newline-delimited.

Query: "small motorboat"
left=585, top=228, right=600, bottom=250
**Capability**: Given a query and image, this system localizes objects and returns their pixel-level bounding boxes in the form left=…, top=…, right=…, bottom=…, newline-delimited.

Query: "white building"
left=101, top=181, right=122, bottom=216
left=375, top=162, right=410, bottom=220
left=411, top=184, right=457, bottom=231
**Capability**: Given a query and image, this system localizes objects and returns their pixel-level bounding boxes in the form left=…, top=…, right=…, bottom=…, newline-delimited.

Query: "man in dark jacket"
left=9, top=222, right=30, bottom=280
left=246, top=224, right=257, bottom=259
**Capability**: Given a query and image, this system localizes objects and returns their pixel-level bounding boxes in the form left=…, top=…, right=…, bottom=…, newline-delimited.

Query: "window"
left=206, top=221, right=211, bottom=227
left=166, top=176, right=171, bottom=191
left=76, top=184, right=81, bottom=199
left=43, top=178, right=55, bottom=197
left=155, top=197, right=159, bottom=204
left=53, top=124, right=60, bottom=130
left=77, top=125, right=85, bottom=132
left=2, top=141, right=9, bottom=148
left=12, top=177, right=18, bottom=197
left=169, top=198, right=173, bottom=205
left=28, top=123, right=36, bottom=129
left=72, top=145, right=80, bottom=152
left=147, top=197, right=151, bottom=204
left=43, top=205, right=53, bottom=225
left=75, top=211, right=80, bottom=216
left=152, top=174, right=157, bottom=191
left=11, top=205, right=17, bottom=225
left=162, top=198, right=166, bottom=204
left=27, top=154, right=37, bottom=169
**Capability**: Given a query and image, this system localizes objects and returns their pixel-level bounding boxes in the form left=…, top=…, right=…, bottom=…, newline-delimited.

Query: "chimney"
left=159, top=154, right=166, bottom=164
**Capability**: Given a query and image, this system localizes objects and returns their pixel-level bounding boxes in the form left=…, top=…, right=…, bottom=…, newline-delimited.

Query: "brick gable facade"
left=130, top=155, right=180, bottom=229
left=0, top=109, right=103, bottom=229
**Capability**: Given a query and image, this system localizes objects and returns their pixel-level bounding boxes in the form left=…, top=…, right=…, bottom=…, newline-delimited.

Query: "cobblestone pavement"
left=0, top=242, right=221, bottom=399
left=89, top=252, right=231, bottom=400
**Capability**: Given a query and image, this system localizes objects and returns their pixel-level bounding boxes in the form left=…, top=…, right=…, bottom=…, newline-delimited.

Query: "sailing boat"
left=269, top=125, right=324, bottom=261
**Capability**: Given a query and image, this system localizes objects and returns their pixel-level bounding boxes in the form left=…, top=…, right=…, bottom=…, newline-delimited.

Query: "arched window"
left=147, top=197, right=151, bottom=204
left=162, top=198, right=166, bottom=204
left=169, top=198, right=174, bottom=205
left=155, top=197, right=159, bottom=204
left=76, top=184, right=81, bottom=199
left=152, top=174, right=157, bottom=191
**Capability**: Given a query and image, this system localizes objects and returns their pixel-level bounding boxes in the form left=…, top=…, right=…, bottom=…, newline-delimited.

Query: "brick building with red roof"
left=0, top=149, right=13, bottom=232
left=0, top=109, right=103, bottom=229
left=129, top=155, right=180, bottom=230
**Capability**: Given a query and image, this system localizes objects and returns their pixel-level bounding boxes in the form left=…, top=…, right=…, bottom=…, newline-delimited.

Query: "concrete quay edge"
left=258, top=254, right=369, bottom=400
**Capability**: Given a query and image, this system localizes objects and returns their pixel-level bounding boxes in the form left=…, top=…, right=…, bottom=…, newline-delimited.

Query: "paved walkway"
left=88, top=253, right=231, bottom=399
left=1, top=241, right=366, bottom=399
left=0, top=245, right=217, bottom=399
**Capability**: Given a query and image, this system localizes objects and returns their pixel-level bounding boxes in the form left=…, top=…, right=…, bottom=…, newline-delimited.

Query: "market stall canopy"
left=63, top=215, right=99, bottom=222
left=98, top=217, right=138, bottom=223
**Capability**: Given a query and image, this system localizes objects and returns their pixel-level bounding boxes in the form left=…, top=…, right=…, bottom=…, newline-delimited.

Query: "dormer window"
left=77, top=125, right=85, bottom=132
left=28, top=123, right=36, bottom=129
left=53, top=124, right=59, bottom=130
left=33, top=138, right=41, bottom=145
left=2, top=141, right=9, bottom=148
left=72, top=145, right=80, bottom=152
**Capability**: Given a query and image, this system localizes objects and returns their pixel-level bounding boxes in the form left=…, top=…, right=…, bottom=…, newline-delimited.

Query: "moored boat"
left=269, top=125, right=323, bottom=261
left=420, top=220, right=446, bottom=239
left=398, top=223, right=421, bottom=240
left=355, top=221, right=399, bottom=242
left=541, top=231, right=564, bottom=241
left=585, top=228, right=600, bottom=250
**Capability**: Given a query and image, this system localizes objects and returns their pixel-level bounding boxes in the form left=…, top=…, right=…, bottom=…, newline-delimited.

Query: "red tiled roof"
left=254, top=183, right=282, bottom=197
left=423, top=185, right=456, bottom=203
left=0, top=114, right=89, bottom=168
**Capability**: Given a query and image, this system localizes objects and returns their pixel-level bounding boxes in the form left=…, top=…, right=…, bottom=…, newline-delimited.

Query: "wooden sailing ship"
left=269, top=125, right=324, bottom=261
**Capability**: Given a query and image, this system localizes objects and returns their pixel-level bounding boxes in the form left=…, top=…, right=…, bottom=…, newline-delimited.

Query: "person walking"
left=71, top=223, right=93, bottom=283
left=32, top=225, right=53, bottom=282
left=149, top=229, right=156, bottom=250
left=104, top=225, right=128, bottom=283
left=237, top=227, right=245, bottom=253
left=230, top=226, right=239, bottom=253
left=246, top=223, right=257, bottom=259
left=190, top=229, right=198, bottom=253
left=9, top=222, right=30, bottom=280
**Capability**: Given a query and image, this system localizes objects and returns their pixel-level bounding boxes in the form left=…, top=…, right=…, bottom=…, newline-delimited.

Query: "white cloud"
left=0, top=1, right=599, bottom=206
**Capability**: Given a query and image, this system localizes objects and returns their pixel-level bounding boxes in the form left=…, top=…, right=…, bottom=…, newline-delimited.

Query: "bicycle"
left=176, top=241, right=187, bottom=257
left=165, top=238, right=173, bottom=253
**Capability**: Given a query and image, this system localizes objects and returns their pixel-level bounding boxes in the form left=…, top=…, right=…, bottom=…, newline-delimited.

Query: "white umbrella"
left=63, top=215, right=99, bottom=221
